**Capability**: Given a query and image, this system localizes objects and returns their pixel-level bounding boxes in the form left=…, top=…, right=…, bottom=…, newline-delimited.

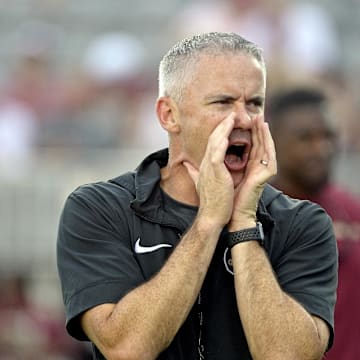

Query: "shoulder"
left=58, top=176, right=137, bottom=247
left=263, top=184, right=333, bottom=233
left=62, top=173, right=136, bottom=220
left=71, top=171, right=135, bottom=202
left=263, top=183, right=322, bottom=214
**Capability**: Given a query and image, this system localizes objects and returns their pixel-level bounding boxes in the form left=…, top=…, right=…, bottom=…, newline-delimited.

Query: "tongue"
left=225, top=153, right=246, bottom=171
left=225, top=153, right=241, bottom=164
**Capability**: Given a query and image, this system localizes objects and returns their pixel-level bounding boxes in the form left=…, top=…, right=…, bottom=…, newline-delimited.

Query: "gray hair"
left=158, top=32, right=265, bottom=102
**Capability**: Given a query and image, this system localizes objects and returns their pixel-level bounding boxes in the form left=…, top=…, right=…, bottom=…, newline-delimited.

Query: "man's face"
left=273, top=105, right=337, bottom=193
left=174, top=52, right=266, bottom=186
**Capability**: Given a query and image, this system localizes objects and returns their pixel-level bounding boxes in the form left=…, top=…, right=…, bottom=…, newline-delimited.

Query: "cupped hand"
left=183, top=113, right=237, bottom=228
left=229, top=115, right=277, bottom=230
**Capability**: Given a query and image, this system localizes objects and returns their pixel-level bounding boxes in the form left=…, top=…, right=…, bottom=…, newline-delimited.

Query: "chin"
left=305, top=178, right=329, bottom=194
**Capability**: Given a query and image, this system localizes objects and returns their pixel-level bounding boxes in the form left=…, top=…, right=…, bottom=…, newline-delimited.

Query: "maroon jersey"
left=310, top=184, right=360, bottom=360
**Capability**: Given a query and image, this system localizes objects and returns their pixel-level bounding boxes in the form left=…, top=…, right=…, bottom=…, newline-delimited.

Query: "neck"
left=270, top=177, right=310, bottom=200
left=160, top=157, right=199, bottom=206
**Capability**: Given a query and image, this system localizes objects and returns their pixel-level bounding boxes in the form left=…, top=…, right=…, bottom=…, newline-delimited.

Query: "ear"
left=156, top=96, right=180, bottom=133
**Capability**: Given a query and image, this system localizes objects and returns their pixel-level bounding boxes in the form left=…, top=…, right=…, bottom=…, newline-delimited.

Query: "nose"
left=233, top=106, right=253, bottom=130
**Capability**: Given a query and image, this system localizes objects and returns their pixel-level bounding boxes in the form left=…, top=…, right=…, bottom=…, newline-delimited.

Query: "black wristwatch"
left=227, top=222, right=264, bottom=248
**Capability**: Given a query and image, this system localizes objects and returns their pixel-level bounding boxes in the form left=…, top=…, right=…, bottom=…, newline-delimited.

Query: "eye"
left=247, top=98, right=264, bottom=112
left=250, top=99, right=263, bottom=107
left=208, top=95, right=235, bottom=106
left=212, top=99, right=232, bottom=105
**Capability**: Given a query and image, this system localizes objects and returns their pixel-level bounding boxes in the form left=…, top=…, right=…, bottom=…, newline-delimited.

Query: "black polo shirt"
left=57, top=148, right=338, bottom=359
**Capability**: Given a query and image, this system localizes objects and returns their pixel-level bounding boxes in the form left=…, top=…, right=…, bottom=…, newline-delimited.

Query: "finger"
left=210, top=112, right=235, bottom=139
left=207, top=113, right=235, bottom=162
left=262, top=122, right=277, bottom=174
left=256, top=118, right=274, bottom=160
left=263, top=122, right=276, bottom=162
left=248, top=116, right=277, bottom=178
left=257, top=116, right=267, bottom=156
left=253, top=120, right=277, bottom=176
left=250, top=115, right=264, bottom=160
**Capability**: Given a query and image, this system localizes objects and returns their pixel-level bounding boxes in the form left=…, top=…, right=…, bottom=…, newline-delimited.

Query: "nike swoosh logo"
left=134, top=237, right=173, bottom=254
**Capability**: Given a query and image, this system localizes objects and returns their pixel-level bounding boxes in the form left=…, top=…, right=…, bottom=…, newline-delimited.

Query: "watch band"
left=227, top=222, right=264, bottom=248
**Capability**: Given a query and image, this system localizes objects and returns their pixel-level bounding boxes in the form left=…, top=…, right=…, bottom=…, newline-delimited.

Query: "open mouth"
left=224, top=143, right=249, bottom=171
left=226, top=144, right=246, bottom=162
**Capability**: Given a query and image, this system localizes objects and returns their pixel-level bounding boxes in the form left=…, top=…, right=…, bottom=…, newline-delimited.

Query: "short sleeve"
left=56, top=183, right=144, bottom=340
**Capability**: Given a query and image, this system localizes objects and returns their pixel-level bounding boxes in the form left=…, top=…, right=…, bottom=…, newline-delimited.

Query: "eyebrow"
left=204, top=94, right=265, bottom=104
left=204, top=94, right=236, bottom=103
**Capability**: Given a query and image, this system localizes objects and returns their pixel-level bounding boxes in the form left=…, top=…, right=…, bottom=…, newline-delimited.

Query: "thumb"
left=183, top=161, right=199, bottom=186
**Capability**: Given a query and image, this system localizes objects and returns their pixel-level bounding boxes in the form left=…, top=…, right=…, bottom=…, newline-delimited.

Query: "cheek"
left=185, top=126, right=210, bottom=158
left=181, top=120, right=216, bottom=162
left=277, top=140, right=303, bottom=163
left=178, top=106, right=224, bottom=161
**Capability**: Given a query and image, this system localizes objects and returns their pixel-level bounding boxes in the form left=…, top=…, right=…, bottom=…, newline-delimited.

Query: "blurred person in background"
left=0, top=271, right=92, bottom=359
left=0, top=21, right=71, bottom=148
left=267, top=87, right=360, bottom=360
left=324, top=73, right=360, bottom=153
left=0, top=22, right=148, bottom=152
left=61, top=31, right=166, bottom=149
left=0, top=98, right=37, bottom=179
left=57, top=32, right=337, bottom=360
left=174, top=0, right=340, bottom=92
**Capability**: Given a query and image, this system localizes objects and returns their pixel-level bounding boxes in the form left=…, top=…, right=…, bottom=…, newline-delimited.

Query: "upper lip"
left=227, top=129, right=251, bottom=148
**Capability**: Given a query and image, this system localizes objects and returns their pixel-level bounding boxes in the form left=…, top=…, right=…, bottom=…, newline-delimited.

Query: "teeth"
left=233, top=144, right=245, bottom=150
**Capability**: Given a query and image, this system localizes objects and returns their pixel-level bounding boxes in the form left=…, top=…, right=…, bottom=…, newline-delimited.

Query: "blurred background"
left=0, top=0, right=359, bottom=358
